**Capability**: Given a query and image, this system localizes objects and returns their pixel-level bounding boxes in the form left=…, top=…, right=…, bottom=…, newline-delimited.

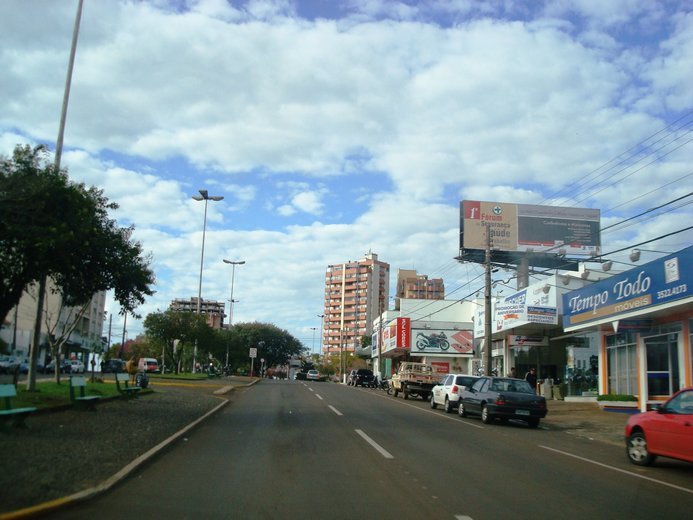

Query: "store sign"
left=410, top=328, right=474, bottom=354
left=382, top=317, right=411, bottom=354
left=563, top=246, right=693, bottom=330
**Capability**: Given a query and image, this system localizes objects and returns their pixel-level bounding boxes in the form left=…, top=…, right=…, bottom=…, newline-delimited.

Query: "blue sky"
left=1, top=0, right=691, bottom=348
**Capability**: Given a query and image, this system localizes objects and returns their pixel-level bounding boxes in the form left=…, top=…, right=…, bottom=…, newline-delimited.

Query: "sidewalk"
left=542, top=399, right=630, bottom=446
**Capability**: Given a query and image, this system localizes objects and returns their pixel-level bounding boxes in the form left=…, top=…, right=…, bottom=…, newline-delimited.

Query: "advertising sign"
left=562, top=246, right=693, bottom=330
left=474, top=284, right=558, bottom=336
left=461, top=200, right=600, bottom=256
left=411, top=329, right=474, bottom=354
left=381, top=318, right=411, bottom=354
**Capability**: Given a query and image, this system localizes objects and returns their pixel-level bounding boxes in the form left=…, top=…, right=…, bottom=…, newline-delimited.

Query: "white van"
left=138, top=358, right=160, bottom=373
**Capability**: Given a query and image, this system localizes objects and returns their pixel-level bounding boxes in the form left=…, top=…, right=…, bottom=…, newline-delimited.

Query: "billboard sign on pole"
left=460, top=200, right=600, bottom=257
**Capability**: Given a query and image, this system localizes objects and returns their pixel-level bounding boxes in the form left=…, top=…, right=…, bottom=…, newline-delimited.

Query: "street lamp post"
left=310, top=327, right=317, bottom=355
left=317, top=314, right=325, bottom=356
left=192, top=189, right=224, bottom=373
left=223, top=259, right=245, bottom=366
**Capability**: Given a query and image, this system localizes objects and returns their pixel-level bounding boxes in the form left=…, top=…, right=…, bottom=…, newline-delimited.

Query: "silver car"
left=430, top=374, right=479, bottom=413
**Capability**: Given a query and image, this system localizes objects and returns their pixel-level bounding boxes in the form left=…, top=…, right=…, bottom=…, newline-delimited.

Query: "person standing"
left=525, top=367, right=538, bottom=392
left=507, top=367, right=517, bottom=378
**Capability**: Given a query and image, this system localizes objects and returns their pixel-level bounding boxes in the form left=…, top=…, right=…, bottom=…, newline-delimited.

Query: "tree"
left=0, top=144, right=155, bottom=389
left=144, top=311, right=208, bottom=374
left=230, top=322, right=303, bottom=372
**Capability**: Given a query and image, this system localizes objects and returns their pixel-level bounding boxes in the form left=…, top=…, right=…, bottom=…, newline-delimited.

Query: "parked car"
left=458, top=376, right=547, bottom=428
left=69, top=360, right=85, bottom=373
left=625, top=387, right=693, bottom=466
left=44, top=359, right=71, bottom=374
left=347, top=368, right=375, bottom=387
left=0, top=356, right=20, bottom=374
left=102, top=359, right=126, bottom=373
left=306, top=369, right=321, bottom=381
left=431, top=374, right=479, bottom=413
left=138, top=357, right=160, bottom=373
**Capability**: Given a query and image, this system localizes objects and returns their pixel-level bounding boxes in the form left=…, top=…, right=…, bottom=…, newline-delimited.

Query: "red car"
left=625, top=387, right=693, bottom=466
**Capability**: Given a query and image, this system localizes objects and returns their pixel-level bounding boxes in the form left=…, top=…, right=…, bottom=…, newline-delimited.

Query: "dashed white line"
left=540, top=445, right=693, bottom=495
left=315, top=394, right=324, bottom=400
left=355, top=429, right=394, bottom=459
left=328, top=405, right=343, bottom=416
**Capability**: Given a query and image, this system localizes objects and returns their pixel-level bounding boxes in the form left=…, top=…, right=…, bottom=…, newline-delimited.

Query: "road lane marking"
left=355, top=429, right=394, bottom=459
left=374, top=393, right=485, bottom=429
left=328, top=405, right=343, bottom=416
left=315, top=394, right=324, bottom=400
left=540, top=445, right=693, bottom=495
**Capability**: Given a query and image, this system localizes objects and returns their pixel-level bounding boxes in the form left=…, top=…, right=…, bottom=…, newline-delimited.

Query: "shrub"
left=597, top=393, right=637, bottom=402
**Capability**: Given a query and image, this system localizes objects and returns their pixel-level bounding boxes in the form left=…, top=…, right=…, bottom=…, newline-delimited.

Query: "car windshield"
left=455, top=376, right=476, bottom=386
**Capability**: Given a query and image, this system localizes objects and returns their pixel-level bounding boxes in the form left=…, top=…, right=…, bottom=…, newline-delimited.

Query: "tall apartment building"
left=322, top=252, right=390, bottom=355
left=394, top=269, right=445, bottom=309
left=0, top=281, right=106, bottom=363
left=170, top=297, right=226, bottom=329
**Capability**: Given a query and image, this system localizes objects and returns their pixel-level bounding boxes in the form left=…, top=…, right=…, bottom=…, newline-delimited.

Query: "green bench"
left=0, top=384, right=37, bottom=428
left=115, top=372, right=141, bottom=398
left=69, top=376, right=100, bottom=410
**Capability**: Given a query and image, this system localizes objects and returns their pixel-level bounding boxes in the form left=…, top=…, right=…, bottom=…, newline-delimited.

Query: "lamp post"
left=317, top=314, right=325, bottom=356
left=192, top=189, right=224, bottom=372
left=310, top=327, right=317, bottom=355
left=223, top=259, right=245, bottom=366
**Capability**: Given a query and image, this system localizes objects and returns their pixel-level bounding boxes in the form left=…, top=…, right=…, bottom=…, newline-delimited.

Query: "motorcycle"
left=415, top=331, right=450, bottom=351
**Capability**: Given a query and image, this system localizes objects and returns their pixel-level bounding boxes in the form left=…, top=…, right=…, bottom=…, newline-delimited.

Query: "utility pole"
left=484, top=223, right=493, bottom=376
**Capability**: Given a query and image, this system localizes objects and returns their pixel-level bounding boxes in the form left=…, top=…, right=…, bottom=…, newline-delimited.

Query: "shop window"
left=606, top=332, right=637, bottom=396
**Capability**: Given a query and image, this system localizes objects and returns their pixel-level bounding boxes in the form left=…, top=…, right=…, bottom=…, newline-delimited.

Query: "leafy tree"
left=0, top=144, right=155, bottom=389
left=230, top=322, right=303, bottom=373
left=144, top=310, right=209, bottom=374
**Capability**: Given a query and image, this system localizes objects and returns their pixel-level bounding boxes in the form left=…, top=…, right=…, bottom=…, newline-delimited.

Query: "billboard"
left=410, top=328, right=474, bottom=355
left=563, top=246, right=693, bottom=331
left=382, top=317, right=411, bottom=355
left=460, top=200, right=600, bottom=257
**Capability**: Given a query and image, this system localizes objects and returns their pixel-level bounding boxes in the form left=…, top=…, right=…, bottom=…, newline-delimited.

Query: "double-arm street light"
left=192, top=189, right=224, bottom=372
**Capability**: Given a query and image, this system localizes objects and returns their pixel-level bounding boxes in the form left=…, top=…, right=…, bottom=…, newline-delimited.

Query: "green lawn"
left=10, top=380, right=123, bottom=409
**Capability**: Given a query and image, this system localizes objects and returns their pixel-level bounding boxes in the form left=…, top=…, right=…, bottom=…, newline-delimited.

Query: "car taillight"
left=451, top=385, right=459, bottom=394
left=496, top=395, right=506, bottom=405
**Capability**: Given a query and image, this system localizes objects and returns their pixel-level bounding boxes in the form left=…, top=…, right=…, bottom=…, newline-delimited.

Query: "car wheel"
left=627, top=431, right=656, bottom=466
left=527, top=418, right=539, bottom=428
left=444, top=398, right=453, bottom=414
left=430, top=394, right=437, bottom=409
left=481, top=405, right=493, bottom=424
left=458, top=401, right=467, bottom=417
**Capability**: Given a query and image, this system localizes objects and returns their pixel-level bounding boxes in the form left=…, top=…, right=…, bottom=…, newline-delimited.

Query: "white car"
left=69, top=360, right=85, bottom=373
left=431, top=374, right=479, bottom=413
left=306, top=369, right=321, bottom=381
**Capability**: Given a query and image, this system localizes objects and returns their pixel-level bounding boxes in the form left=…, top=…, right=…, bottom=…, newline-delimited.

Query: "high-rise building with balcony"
left=170, top=297, right=226, bottom=329
left=394, top=269, right=445, bottom=309
left=322, top=252, right=390, bottom=355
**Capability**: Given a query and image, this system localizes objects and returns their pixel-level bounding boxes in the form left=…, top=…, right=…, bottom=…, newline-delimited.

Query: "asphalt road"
left=47, top=379, right=693, bottom=520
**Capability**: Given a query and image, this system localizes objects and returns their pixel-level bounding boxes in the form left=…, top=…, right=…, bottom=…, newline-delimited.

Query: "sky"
left=1, top=0, right=692, bottom=350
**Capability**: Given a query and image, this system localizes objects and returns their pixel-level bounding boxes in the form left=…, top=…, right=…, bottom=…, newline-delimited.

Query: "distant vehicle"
left=44, top=359, right=71, bottom=374
left=459, top=376, right=547, bottom=428
left=69, top=360, right=85, bottom=374
left=0, top=356, right=20, bottom=374
left=347, top=369, right=375, bottom=387
left=138, top=358, right=160, bottom=373
left=390, top=362, right=442, bottom=401
left=102, top=359, right=126, bottom=373
left=625, top=387, right=693, bottom=466
left=431, top=374, right=480, bottom=413
left=306, top=369, right=321, bottom=381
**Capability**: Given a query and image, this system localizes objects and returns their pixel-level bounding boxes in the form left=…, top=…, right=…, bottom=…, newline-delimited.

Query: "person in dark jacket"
left=525, top=367, right=538, bottom=392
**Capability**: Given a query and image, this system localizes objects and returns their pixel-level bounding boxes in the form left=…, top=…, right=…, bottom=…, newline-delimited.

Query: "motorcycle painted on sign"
left=415, top=331, right=450, bottom=351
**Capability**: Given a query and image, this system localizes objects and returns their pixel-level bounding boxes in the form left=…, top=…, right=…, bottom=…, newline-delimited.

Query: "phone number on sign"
left=657, top=284, right=687, bottom=299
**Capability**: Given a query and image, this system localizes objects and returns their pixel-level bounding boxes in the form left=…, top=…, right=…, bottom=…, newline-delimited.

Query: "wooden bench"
left=0, top=384, right=37, bottom=428
left=69, top=376, right=100, bottom=410
left=115, top=372, right=141, bottom=398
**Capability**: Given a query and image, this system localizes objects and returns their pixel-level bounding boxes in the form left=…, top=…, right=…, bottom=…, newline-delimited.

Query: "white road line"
left=315, top=394, right=324, bottom=400
left=455, top=516, right=474, bottom=520
left=328, top=405, right=343, bottom=416
left=540, top=445, right=693, bottom=495
left=355, top=429, right=394, bottom=459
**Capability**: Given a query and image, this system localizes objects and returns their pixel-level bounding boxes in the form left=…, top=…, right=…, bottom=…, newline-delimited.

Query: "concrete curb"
left=0, top=393, right=231, bottom=520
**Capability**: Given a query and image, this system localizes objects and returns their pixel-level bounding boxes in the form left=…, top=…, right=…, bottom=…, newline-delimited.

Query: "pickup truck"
left=390, top=362, right=442, bottom=401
